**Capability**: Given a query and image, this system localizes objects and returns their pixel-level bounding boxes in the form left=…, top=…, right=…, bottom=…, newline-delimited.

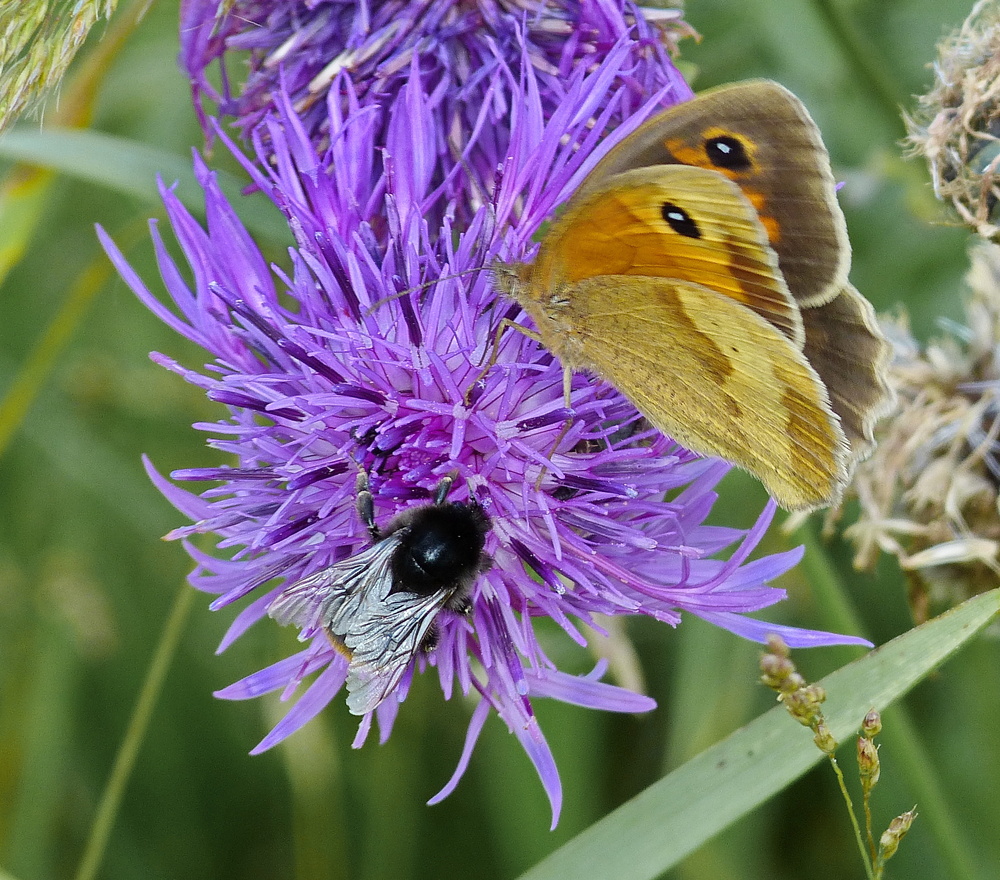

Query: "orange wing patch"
left=664, top=134, right=780, bottom=246
left=664, top=128, right=759, bottom=177
left=531, top=166, right=801, bottom=344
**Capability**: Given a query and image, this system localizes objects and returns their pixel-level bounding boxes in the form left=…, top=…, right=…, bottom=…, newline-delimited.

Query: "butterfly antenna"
left=363, top=267, right=487, bottom=316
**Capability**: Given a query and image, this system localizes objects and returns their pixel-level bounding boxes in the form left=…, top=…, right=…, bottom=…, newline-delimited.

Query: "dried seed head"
left=760, top=635, right=806, bottom=693
left=811, top=719, right=838, bottom=756
left=857, top=735, right=881, bottom=791
left=782, top=684, right=828, bottom=730
left=761, top=638, right=839, bottom=753
left=906, top=0, right=1000, bottom=239
left=834, top=243, right=1000, bottom=623
left=862, top=708, right=883, bottom=738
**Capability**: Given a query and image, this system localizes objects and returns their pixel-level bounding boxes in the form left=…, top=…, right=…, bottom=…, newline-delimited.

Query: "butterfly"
left=495, top=79, right=893, bottom=511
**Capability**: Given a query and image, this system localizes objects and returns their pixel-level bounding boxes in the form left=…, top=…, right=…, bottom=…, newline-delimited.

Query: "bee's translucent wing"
left=267, top=537, right=401, bottom=637
left=343, top=588, right=451, bottom=715
left=268, top=532, right=450, bottom=716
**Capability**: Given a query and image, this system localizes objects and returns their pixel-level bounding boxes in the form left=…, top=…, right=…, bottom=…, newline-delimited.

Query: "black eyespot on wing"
left=705, top=135, right=752, bottom=171
left=661, top=202, right=701, bottom=239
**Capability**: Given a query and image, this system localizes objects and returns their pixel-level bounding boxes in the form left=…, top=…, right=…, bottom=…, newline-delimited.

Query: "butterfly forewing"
left=504, top=160, right=853, bottom=509
left=561, top=276, right=848, bottom=509
left=577, top=80, right=850, bottom=308
left=534, top=165, right=805, bottom=346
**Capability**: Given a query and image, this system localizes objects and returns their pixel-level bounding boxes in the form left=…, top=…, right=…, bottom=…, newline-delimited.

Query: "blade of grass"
left=0, top=128, right=291, bottom=244
left=0, top=252, right=111, bottom=458
left=517, top=588, right=1000, bottom=880
left=808, top=0, right=907, bottom=131
left=267, top=695, right=349, bottom=880
left=73, top=581, right=194, bottom=880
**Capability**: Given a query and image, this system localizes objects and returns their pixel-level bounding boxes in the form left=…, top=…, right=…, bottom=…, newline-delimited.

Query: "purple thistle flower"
left=180, top=0, right=692, bottom=230
left=99, top=39, right=869, bottom=825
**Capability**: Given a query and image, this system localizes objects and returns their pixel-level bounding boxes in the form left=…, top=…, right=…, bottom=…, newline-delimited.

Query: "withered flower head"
left=906, top=0, right=1000, bottom=239
left=837, top=243, right=1000, bottom=621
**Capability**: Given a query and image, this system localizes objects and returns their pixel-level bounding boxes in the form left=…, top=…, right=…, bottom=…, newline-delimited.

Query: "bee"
left=268, top=471, right=491, bottom=715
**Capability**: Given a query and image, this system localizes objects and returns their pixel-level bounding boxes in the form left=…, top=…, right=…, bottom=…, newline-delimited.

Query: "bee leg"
left=355, top=472, right=381, bottom=541
left=433, top=470, right=459, bottom=505
left=444, top=592, right=473, bottom=615
left=420, top=623, right=440, bottom=653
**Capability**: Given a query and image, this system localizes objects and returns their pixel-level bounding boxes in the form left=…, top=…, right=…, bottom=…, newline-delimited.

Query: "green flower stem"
left=827, top=753, right=875, bottom=880
left=800, top=525, right=982, bottom=880
left=864, top=785, right=877, bottom=866
left=73, top=583, right=194, bottom=880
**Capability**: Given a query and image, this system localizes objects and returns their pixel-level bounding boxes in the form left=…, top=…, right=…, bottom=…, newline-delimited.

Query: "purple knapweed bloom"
left=180, top=0, right=692, bottom=229
left=103, top=25, right=868, bottom=827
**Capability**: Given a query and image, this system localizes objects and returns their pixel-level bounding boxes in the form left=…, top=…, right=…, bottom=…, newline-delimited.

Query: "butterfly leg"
left=536, top=365, right=573, bottom=453
left=355, top=472, right=381, bottom=542
left=525, top=366, right=579, bottom=490
left=465, top=319, right=577, bottom=487
left=464, top=317, right=547, bottom=405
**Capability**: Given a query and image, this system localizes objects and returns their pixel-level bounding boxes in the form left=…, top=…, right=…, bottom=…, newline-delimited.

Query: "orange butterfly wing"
left=502, top=165, right=849, bottom=510
left=576, top=80, right=850, bottom=308
left=567, top=80, right=892, bottom=473
left=529, top=165, right=804, bottom=346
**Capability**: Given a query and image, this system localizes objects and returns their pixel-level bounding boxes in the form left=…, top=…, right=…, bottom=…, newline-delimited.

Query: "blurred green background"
left=0, top=1, right=996, bottom=878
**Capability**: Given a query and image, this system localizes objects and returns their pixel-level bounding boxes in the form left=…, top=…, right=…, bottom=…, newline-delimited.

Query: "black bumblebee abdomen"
left=391, top=503, right=489, bottom=595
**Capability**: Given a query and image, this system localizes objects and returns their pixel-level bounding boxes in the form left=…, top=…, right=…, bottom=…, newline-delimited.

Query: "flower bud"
left=861, top=708, right=882, bottom=738
left=857, top=735, right=880, bottom=791
left=878, top=808, right=918, bottom=863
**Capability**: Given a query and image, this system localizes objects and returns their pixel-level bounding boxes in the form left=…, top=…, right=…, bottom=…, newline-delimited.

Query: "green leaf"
left=0, top=127, right=292, bottom=244
left=518, top=589, right=1000, bottom=880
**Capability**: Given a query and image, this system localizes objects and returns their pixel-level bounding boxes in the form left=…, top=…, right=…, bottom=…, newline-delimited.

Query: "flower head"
left=180, top=0, right=693, bottom=230
left=105, top=7, right=868, bottom=827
